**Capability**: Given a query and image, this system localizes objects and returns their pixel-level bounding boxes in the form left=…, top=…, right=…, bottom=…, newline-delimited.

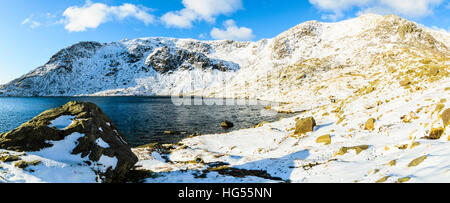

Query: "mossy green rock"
left=0, top=101, right=138, bottom=183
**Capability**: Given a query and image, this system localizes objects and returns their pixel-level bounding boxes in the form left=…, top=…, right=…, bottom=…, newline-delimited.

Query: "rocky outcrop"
left=0, top=101, right=138, bottom=183
left=146, top=46, right=236, bottom=74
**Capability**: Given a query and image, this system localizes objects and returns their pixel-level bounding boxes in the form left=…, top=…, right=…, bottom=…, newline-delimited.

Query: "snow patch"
left=97, top=155, right=118, bottom=172
left=95, top=137, right=110, bottom=148
left=48, top=115, right=76, bottom=130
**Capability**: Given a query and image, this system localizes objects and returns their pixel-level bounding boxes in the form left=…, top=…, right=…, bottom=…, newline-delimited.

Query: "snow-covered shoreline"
left=133, top=78, right=450, bottom=183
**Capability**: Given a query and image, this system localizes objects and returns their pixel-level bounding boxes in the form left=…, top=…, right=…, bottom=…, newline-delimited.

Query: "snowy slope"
left=129, top=14, right=450, bottom=183
left=1, top=14, right=448, bottom=99
left=133, top=75, right=450, bottom=183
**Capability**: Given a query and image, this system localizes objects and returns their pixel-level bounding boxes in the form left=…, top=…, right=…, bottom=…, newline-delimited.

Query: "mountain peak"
left=0, top=15, right=448, bottom=98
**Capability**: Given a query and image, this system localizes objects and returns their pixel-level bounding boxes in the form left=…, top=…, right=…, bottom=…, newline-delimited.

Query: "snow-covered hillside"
left=1, top=14, right=447, bottom=100
left=134, top=78, right=450, bottom=183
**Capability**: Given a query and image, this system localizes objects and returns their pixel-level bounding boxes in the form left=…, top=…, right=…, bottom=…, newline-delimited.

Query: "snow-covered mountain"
left=1, top=14, right=449, bottom=183
left=2, top=14, right=447, bottom=100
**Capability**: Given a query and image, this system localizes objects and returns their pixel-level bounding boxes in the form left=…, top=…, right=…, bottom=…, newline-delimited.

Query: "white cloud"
left=310, top=0, right=445, bottom=20
left=378, top=0, right=444, bottom=17
left=161, top=0, right=243, bottom=28
left=22, top=15, right=41, bottom=29
left=62, top=1, right=155, bottom=32
left=210, top=20, right=254, bottom=41
left=161, top=9, right=198, bottom=28
left=430, top=26, right=450, bottom=33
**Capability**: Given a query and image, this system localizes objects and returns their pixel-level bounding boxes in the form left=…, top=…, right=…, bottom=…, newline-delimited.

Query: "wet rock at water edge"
left=221, top=121, right=234, bottom=128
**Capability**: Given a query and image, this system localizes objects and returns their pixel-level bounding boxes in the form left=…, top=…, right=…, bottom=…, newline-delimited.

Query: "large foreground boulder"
left=0, top=101, right=138, bottom=183
left=294, top=117, right=316, bottom=135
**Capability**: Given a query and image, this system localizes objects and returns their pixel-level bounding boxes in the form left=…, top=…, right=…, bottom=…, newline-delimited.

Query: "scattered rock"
left=410, top=142, right=420, bottom=149
left=336, top=145, right=369, bottom=156
left=396, top=144, right=408, bottom=150
left=0, top=101, right=138, bottom=183
left=399, top=78, right=411, bottom=86
left=221, top=120, right=234, bottom=128
left=424, top=128, right=444, bottom=140
left=14, top=160, right=41, bottom=169
left=294, top=117, right=316, bottom=135
left=435, top=103, right=445, bottom=113
left=364, top=118, right=376, bottom=131
left=255, top=121, right=268, bottom=128
left=442, top=108, right=450, bottom=127
left=376, top=176, right=390, bottom=183
left=316, top=134, right=331, bottom=145
left=401, top=112, right=418, bottom=123
left=408, top=155, right=427, bottom=167
left=278, top=110, right=294, bottom=114
left=388, top=160, right=397, bottom=166
left=396, top=177, right=411, bottom=183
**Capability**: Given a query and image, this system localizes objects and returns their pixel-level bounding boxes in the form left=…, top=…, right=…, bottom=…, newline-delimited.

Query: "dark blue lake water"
left=0, top=97, right=288, bottom=147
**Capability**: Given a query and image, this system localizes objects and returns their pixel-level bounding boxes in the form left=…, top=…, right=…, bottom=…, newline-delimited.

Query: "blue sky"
left=0, top=0, right=449, bottom=84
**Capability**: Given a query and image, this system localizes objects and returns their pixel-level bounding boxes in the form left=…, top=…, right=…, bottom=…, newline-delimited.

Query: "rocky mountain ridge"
left=0, top=14, right=448, bottom=104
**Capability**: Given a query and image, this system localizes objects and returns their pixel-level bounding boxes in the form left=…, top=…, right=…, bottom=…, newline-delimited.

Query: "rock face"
left=0, top=101, right=138, bottom=183
left=146, top=46, right=234, bottom=74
